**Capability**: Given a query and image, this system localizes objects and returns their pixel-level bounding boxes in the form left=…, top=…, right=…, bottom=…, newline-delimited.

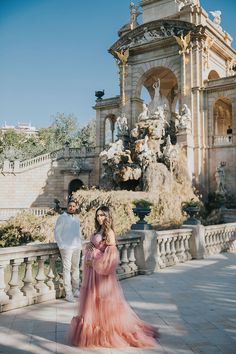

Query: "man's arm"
left=54, top=215, right=64, bottom=247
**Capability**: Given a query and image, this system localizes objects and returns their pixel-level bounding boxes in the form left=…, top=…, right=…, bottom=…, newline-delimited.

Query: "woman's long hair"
left=95, top=205, right=114, bottom=243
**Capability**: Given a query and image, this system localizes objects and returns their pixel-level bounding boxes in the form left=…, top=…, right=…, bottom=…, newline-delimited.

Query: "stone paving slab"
left=0, top=253, right=236, bottom=354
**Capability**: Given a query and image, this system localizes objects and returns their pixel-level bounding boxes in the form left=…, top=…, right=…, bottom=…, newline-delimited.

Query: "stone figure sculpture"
left=100, top=139, right=124, bottom=162
left=148, top=79, right=170, bottom=118
left=138, top=103, right=149, bottom=121
left=129, top=2, right=141, bottom=29
left=116, top=114, right=129, bottom=135
left=210, top=10, right=222, bottom=27
left=215, top=163, right=226, bottom=195
left=176, top=104, right=191, bottom=129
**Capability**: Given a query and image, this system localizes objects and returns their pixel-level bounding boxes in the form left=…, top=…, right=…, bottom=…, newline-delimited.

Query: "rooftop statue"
left=129, top=2, right=141, bottom=30
left=210, top=10, right=222, bottom=27
left=175, top=0, right=198, bottom=8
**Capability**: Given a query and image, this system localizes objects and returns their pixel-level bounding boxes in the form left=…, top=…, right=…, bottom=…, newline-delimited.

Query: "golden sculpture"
left=174, top=32, right=191, bottom=55
left=114, top=49, right=130, bottom=107
left=174, top=32, right=192, bottom=95
left=114, top=48, right=130, bottom=65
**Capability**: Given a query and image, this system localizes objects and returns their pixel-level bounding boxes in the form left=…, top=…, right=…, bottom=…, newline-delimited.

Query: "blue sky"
left=0, top=0, right=235, bottom=129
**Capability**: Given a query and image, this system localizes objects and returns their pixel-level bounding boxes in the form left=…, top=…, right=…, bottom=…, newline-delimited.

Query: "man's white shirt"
left=54, top=212, right=82, bottom=249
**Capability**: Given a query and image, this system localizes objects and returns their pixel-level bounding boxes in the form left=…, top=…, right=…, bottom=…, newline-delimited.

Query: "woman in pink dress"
left=69, top=205, right=158, bottom=348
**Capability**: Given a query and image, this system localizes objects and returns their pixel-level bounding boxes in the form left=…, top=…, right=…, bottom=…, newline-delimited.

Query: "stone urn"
left=131, top=200, right=153, bottom=230
left=182, top=206, right=201, bottom=225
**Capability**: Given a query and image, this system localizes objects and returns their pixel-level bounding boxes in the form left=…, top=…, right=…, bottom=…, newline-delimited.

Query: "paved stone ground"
left=0, top=253, right=236, bottom=354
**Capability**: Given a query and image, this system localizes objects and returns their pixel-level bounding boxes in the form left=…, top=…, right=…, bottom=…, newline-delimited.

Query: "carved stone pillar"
left=120, top=244, right=131, bottom=273
left=21, top=257, right=37, bottom=298
left=46, top=255, right=56, bottom=291
left=7, top=259, right=24, bottom=300
left=35, top=256, right=49, bottom=295
left=128, top=242, right=138, bottom=272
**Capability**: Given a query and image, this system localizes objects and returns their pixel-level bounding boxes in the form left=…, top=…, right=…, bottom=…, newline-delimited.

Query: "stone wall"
left=0, top=149, right=96, bottom=209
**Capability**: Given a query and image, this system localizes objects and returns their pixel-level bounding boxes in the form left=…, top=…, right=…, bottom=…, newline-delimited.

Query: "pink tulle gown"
left=69, top=233, right=159, bottom=348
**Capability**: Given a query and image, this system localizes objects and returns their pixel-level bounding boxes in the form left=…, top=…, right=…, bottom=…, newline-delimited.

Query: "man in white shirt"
left=54, top=199, right=82, bottom=302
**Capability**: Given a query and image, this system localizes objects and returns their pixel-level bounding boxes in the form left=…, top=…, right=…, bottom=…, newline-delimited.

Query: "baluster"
left=175, top=237, right=181, bottom=261
left=165, top=238, right=171, bottom=265
left=46, top=255, right=56, bottom=291
left=7, top=259, right=24, bottom=300
left=157, top=238, right=164, bottom=269
left=185, top=234, right=192, bottom=260
left=216, top=232, right=220, bottom=253
left=170, top=236, right=178, bottom=264
left=160, top=238, right=167, bottom=268
left=178, top=236, right=185, bottom=262
left=120, top=244, right=131, bottom=273
left=21, top=257, right=37, bottom=297
left=0, top=262, right=9, bottom=304
left=219, top=232, right=223, bottom=252
left=128, top=242, right=138, bottom=272
left=212, top=233, right=217, bottom=254
left=35, top=256, right=49, bottom=294
left=180, top=235, right=186, bottom=261
left=116, top=244, right=124, bottom=274
left=208, top=233, right=213, bottom=255
left=52, top=254, right=64, bottom=298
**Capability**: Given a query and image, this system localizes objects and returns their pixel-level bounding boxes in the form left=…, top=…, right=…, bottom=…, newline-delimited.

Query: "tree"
left=51, top=112, right=79, bottom=147
left=0, top=114, right=96, bottom=166
left=75, top=119, right=96, bottom=147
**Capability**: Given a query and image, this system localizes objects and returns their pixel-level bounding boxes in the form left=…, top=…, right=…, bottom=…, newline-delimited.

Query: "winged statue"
left=174, top=32, right=191, bottom=54
left=114, top=48, right=130, bottom=65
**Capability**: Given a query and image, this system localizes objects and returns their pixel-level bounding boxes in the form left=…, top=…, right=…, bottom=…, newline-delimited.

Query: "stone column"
left=131, top=230, right=158, bottom=274
left=182, top=224, right=205, bottom=259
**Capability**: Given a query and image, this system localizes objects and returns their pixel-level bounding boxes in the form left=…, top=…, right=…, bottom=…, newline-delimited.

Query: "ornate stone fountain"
left=99, top=78, right=191, bottom=193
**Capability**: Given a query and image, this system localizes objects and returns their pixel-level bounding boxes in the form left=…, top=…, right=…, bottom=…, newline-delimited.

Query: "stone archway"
left=213, top=97, right=232, bottom=136
left=68, top=179, right=84, bottom=199
left=134, top=66, right=179, bottom=123
left=104, top=114, right=117, bottom=146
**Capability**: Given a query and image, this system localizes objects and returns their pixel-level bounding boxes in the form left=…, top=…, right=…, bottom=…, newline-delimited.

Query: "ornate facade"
left=94, top=0, right=236, bottom=198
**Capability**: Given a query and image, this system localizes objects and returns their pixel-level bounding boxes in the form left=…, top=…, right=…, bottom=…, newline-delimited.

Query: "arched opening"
left=138, top=67, right=179, bottom=118
left=213, top=97, right=232, bottom=136
left=68, top=179, right=84, bottom=199
left=104, top=114, right=116, bottom=146
left=137, top=67, right=179, bottom=144
left=208, top=70, right=220, bottom=80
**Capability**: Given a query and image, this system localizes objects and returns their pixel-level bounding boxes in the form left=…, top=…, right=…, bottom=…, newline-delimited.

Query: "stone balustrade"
left=0, top=208, right=49, bottom=221
left=0, top=235, right=141, bottom=313
left=1, top=147, right=96, bottom=174
left=213, top=135, right=232, bottom=146
left=1, top=223, right=236, bottom=313
left=156, top=229, right=192, bottom=270
left=0, top=243, right=60, bottom=312
left=204, top=223, right=236, bottom=256
left=19, top=153, right=51, bottom=170
left=129, top=229, right=193, bottom=274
